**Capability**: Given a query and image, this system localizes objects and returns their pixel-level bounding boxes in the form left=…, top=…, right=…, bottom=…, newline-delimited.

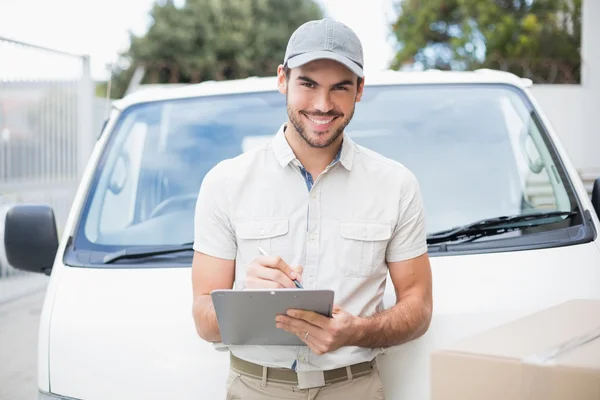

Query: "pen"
left=257, top=246, right=304, bottom=289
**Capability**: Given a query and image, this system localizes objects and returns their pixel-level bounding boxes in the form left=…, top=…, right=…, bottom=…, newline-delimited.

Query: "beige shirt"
left=193, top=124, right=428, bottom=372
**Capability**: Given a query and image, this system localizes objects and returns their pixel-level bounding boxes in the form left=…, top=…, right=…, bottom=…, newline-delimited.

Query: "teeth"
left=307, top=116, right=334, bottom=125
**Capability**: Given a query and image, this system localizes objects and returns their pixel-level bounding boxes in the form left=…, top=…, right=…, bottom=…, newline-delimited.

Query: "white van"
left=5, top=69, right=600, bottom=400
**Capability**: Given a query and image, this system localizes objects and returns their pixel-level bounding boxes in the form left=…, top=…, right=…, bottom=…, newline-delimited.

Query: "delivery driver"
left=191, top=18, right=433, bottom=399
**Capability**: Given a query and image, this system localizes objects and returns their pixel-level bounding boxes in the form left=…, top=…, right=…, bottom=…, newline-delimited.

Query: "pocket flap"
left=236, top=219, right=289, bottom=239
left=341, top=222, right=392, bottom=241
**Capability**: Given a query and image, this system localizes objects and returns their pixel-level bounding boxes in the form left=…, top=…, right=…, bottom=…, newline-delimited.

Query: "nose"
left=313, top=90, right=334, bottom=114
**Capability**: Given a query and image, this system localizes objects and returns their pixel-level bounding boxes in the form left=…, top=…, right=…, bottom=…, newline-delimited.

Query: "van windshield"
left=74, top=83, right=580, bottom=254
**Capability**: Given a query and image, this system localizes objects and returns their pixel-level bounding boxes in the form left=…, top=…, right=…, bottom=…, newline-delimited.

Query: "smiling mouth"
left=302, top=113, right=339, bottom=126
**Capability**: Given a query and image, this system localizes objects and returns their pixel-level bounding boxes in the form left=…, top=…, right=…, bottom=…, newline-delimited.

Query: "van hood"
left=47, top=242, right=600, bottom=400
left=48, top=266, right=229, bottom=399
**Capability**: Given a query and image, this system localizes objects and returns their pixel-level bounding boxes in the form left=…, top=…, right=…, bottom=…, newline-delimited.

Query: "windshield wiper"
left=426, top=211, right=577, bottom=245
left=102, top=242, right=194, bottom=264
left=101, top=212, right=576, bottom=261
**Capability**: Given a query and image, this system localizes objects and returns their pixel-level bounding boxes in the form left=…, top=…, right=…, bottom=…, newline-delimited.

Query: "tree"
left=109, top=0, right=323, bottom=98
left=389, top=0, right=581, bottom=83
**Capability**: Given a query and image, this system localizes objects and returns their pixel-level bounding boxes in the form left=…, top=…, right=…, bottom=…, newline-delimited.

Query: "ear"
left=277, top=65, right=287, bottom=95
left=355, top=76, right=365, bottom=102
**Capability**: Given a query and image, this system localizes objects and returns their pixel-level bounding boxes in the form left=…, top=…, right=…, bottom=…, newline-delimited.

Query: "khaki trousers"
left=224, top=363, right=386, bottom=400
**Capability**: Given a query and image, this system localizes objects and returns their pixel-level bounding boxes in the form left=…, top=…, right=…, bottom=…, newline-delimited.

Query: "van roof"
left=113, top=69, right=532, bottom=110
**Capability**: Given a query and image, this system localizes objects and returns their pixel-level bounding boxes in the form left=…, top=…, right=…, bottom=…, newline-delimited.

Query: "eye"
left=334, top=86, right=349, bottom=91
left=302, top=82, right=316, bottom=89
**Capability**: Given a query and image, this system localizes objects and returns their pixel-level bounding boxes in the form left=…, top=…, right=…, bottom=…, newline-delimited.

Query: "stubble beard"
left=286, top=94, right=355, bottom=149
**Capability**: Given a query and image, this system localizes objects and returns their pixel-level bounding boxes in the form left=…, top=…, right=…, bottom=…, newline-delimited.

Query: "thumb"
left=291, top=265, right=303, bottom=281
left=271, top=257, right=299, bottom=280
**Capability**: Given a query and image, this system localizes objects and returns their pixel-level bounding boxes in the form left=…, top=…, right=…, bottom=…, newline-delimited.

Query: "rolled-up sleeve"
left=386, top=170, right=428, bottom=263
left=193, top=162, right=237, bottom=260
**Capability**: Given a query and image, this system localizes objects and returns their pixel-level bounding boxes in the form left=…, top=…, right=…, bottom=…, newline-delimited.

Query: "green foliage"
left=390, top=0, right=581, bottom=83
left=109, top=0, right=323, bottom=98
left=95, top=82, right=109, bottom=98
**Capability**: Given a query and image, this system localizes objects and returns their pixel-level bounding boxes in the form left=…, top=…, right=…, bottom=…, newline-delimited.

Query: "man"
left=192, top=18, right=432, bottom=399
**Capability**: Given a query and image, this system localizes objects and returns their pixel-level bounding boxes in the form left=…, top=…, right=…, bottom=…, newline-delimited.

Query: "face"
left=277, top=59, right=364, bottom=149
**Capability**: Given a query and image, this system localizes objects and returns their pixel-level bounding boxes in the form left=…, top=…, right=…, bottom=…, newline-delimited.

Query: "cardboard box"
left=431, top=299, right=600, bottom=400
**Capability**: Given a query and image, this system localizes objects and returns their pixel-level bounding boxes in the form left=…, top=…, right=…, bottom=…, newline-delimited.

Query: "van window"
left=75, top=84, right=579, bottom=253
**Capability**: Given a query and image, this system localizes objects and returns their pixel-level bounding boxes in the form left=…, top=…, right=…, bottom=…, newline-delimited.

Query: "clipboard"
left=211, top=288, right=335, bottom=346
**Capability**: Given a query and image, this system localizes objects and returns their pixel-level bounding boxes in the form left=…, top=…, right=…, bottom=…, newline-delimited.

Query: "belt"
left=229, top=353, right=376, bottom=385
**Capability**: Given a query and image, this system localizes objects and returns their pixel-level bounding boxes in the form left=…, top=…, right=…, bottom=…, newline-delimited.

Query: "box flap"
left=431, top=299, right=600, bottom=400
left=554, top=334, right=600, bottom=369
left=440, top=299, right=600, bottom=363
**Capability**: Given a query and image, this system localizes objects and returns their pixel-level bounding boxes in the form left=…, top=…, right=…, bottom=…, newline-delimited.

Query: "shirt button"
left=311, top=192, right=317, bottom=199
left=260, top=229, right=265, bottom=235
left=308, top=276, right=314, bottom=283
left=310, top=233, right=316, bottom=240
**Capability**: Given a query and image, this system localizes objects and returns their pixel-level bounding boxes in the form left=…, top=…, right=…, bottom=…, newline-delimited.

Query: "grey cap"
left=284, top=19, right=364, bottom=78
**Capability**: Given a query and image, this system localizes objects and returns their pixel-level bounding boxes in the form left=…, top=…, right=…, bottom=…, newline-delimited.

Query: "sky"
left=0, top=0, right=398, bottom=81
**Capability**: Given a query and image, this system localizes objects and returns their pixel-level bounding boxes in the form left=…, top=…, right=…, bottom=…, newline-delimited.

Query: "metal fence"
left=0, top=37, right=96, bottom=288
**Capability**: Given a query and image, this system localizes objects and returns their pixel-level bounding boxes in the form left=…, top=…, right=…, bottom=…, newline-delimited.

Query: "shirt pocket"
left=339, top=222, right=392, bottom=277
left=235, top=218, right=291, bottom=266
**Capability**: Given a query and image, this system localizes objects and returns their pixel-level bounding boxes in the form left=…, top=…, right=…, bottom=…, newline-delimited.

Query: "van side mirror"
left=592, top=178, right=600, bottom=219
left=4, top=205, right=59, bottom=275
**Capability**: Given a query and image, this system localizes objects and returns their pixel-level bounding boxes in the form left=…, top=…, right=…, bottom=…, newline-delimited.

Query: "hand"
left=275, top=305, right=358, bottom=355
left=245, top=255, right=303, bottom=289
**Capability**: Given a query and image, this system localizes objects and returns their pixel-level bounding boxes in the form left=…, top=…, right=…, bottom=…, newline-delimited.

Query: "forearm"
left=192, top=295, right=222, bottom=342
left=351, top=295, right=432, bottom=348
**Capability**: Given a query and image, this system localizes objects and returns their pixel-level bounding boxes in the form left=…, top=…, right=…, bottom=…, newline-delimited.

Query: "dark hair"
left=283, top=65, right=364, bottom=88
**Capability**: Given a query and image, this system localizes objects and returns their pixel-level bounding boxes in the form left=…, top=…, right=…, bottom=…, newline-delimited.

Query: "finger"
left=277, top=320, right=327, bottom=355
left=256, top=255, right=298, bottom=280
left=291, top=265, right=304, bottom=282
left=286, top=309, right=330, bottom=329
left=297, top=330, right=325, bottom=354
left=254, top=266, right=295, bottom=289
left=276, top=315, right=324, bottom=341
left=247, top=260, right=294, bottom=288
left=245, top=276, right=284, bottom=289
left=304, top=335, right=328, bottom=355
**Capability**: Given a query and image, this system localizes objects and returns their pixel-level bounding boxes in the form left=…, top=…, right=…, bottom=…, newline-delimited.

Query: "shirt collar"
left=272, top=123, right=355, bottom=171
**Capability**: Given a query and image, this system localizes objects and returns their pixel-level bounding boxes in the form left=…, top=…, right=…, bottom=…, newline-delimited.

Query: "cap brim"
left=286, top=51, right=363, bottom=78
